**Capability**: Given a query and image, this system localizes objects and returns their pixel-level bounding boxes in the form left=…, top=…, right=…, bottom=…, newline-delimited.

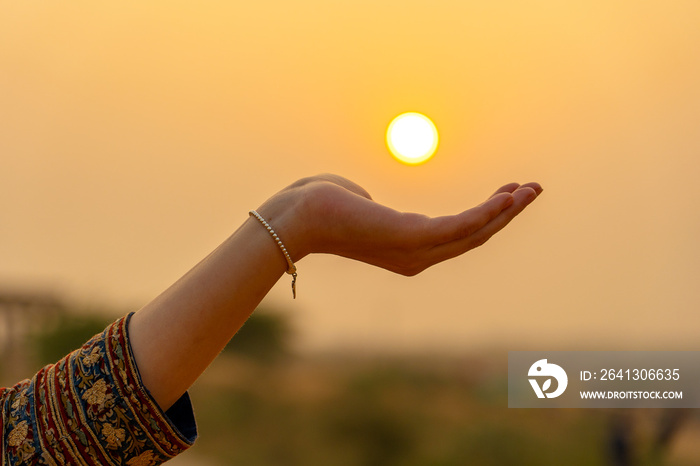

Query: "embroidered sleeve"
left=1, top=313, right=197, bottom=465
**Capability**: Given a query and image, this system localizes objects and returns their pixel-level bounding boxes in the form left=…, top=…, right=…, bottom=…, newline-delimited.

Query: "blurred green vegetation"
left=223, top=307, right=292, bottom=362
left=32, top=312, right=112, bottom=366
left=190, top=355, right=610, bottom=466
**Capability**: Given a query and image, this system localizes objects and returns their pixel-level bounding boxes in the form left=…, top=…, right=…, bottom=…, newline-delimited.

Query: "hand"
left=256, top=174, right=542, bottom=276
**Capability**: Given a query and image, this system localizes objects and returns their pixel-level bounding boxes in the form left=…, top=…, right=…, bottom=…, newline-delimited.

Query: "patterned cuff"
left=2, top=313, right=197, bottom=465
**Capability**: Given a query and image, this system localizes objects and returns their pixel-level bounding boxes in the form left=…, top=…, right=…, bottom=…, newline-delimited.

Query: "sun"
left=386, top=112, right=439, bottom=165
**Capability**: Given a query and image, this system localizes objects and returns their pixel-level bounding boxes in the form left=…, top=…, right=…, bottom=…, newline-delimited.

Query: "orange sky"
left=2, top=1, right=699, bottom=352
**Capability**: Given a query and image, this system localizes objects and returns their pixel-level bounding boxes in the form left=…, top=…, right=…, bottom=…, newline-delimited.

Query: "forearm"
left=129, top=213, right=297, bottom=411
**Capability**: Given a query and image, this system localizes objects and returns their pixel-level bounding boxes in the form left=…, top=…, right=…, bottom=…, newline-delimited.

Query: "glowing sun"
left=386, top=112, right=439, bottom=165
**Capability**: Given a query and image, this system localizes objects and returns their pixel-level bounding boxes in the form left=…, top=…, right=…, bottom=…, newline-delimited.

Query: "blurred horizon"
left=1, top=296, right=698, bottom=465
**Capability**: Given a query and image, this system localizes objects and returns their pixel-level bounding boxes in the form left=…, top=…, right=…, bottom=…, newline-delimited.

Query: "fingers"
left=489, top=182, right=542, bottom=199
left=468, top=185, right=540, bottom=244
left=489, top=182, right=520, bottom=198
left=424, top=184, right=541, bottom=265
left=427, top=191, right=514, bottom=245
left=519, top=182, right=543, bottom=195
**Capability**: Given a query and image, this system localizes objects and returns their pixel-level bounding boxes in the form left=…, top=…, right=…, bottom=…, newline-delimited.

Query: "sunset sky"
left=2, top=1, right=699, bottom=353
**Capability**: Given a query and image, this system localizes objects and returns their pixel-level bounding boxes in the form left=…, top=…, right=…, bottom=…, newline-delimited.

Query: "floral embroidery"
left=82, top=378, right=110, bottom=408
left=8, top=420, right=29, bottom=447
left=126, top=450, right=156, bottom=466
left=102, top=422, right=126, bottom=449
left=82, top=347, right=102, bottom=366
left=11, top=390, right=28, bottom=411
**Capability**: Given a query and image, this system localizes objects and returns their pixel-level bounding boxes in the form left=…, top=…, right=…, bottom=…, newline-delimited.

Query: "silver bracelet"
left=249, top=210, right=298, bottom=299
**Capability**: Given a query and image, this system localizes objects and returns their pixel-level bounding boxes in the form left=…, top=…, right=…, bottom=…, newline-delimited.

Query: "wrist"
left=253, top=186, right=313, bottom=264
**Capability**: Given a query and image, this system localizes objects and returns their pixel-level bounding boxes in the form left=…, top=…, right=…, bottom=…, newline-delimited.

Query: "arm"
left=129, top=174, right=542, bottom=410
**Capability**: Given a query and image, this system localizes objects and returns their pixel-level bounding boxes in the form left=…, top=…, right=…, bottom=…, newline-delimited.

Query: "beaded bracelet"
left=249, top=210, right=298, bottom=298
